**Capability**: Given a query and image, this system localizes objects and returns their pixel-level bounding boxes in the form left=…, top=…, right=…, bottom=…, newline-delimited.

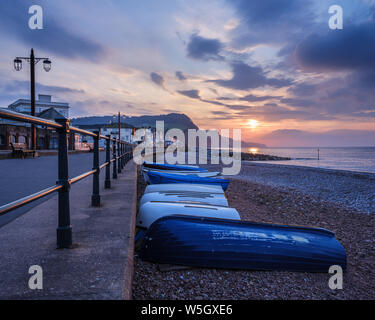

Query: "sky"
left=0, top=0, right=375, bottom=147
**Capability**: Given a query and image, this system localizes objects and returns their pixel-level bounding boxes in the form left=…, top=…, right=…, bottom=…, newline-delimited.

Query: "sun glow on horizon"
left=247, top=119, right=259, bottom=129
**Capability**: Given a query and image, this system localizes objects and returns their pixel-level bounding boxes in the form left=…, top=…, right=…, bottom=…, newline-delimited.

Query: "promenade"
left=0, top=157, right=137, bottom=299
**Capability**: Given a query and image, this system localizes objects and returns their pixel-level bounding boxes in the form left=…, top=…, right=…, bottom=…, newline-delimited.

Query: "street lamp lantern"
left=43, top=59, right=51, bottom=72
left=14, top=58, right=22, bottom=71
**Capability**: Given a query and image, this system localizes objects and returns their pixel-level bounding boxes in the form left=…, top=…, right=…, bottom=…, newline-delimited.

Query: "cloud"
left=150, top=72, right=166, bottom=89
left=287, top=83, right=317, bottom=96
left=208, top=61, right=292, bottom=90
left=2, top=80, right=85, bottom=96
left=187, top=33, right=225, bottom=61
left=295, top=22, right=375, bottom=72
left=228, top=0, right=316, bottom=49
left=280, top=97, right=316, bottom=108
left=177, top=89, right=201, bottom=99
left=239, top=93, right=282, bottom=102
left=211, top=111, right=230, bottom=115
left=175, top=71, right=187, bottom=81
left=284, top=75, right=375, bottom=118
left=0, top=0, right=105, bottom=61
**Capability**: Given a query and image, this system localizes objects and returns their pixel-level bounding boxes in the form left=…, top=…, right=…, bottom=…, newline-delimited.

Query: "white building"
left=75, top=125, right=134, bottom=150
left=101, top=127, right=132, bottom=144
left=8, top=94, right=69, bottom=118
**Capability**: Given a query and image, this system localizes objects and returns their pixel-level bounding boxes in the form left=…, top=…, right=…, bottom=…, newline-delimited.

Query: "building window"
left=9, top=135, right=16, bottom=145
left=38, top=137, right=45, bottom=149
left=0, top=135, right=5, bottom=146
left=18, top=136, right=26, bottom=144
left=49, top=137, right=58, bottom=150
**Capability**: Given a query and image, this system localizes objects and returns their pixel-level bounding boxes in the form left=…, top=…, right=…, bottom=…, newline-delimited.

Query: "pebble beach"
left=133, top=161, right=375, bottom=300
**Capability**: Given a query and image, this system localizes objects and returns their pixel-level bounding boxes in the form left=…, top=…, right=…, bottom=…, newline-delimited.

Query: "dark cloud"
left=211, top=111, right=230, bottom=115
left=280, top=97, right=316, bottom=108
left=150, top=72, right=166, bottom=89
left=239, top=93, right=282, bottom=102
left=283, top=74, right=375, bottom=118
left=228, top=0, right=316, bottom=49
left=208, top=61, right=292, bottom=90
left=187, top=33, right=224, bottom=61
left=209, top=88, right=219, bottom=95
left=287, top=83, right=317, bottom=96
left=0, top=0, right=105, bottom=61
left=175, top=71, right=187, bottom=81
left=224, top=104, right=251, bottom=111
left=233, top=103, right=333, bottom=121
left=217, top=93, right=281, bottom=102
left=295, top=22, right=375, bottom=72
left=177, top=89, right=228, bottom=107
left=177, top=89, right=201, bottom=99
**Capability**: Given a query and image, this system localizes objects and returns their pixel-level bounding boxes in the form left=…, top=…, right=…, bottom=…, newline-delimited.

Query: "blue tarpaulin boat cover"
left=146, top=171, right=230, bottom=191
left=140, top=215, right=347, bottom=273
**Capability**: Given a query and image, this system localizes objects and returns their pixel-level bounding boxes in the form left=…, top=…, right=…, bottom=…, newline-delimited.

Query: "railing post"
left=105, top=135, right=111, bottom=189
left=113, top=139, right=117, bottom=179
left=91, top=131, right=100, bottom=207
left=55, top=118, right=73, bottom=249
left=117, top=140, right=121, bottom=174
left=125, top=144, right=129, bottom=164
left=121, top=143, right=125, bottom=169
left=120, top=142, right=124, bottom=169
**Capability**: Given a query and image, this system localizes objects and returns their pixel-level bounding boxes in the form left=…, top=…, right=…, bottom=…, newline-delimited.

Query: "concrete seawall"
left=0, top=160, right=137, bottom=299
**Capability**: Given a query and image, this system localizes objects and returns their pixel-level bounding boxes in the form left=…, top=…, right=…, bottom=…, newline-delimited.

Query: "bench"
left=10, top=143, right=36, bottom=159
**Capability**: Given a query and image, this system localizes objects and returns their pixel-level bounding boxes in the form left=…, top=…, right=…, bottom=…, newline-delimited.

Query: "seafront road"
left=0, top=152, right=106, bottom=227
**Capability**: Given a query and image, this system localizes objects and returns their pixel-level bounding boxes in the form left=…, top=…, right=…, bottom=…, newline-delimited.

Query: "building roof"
left=8, top=94, right=69, bottom=109
left=38, top=107, right=66, bottom=120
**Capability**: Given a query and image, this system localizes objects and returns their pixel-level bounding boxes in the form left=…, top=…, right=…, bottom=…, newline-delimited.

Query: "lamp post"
left=14, top=48, right=51, bottom=151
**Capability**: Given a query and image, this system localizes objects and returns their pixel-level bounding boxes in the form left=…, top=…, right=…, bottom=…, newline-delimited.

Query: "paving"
left=0, top=152, right=106, bottom=227
left=0, top=160, right=137, bottom=300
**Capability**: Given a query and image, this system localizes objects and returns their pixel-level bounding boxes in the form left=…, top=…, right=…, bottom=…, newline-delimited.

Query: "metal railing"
left=0, top=108, right=134, bottom=248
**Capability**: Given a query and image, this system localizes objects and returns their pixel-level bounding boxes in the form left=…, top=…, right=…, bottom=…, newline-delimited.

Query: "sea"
left=244, top=147, right=375, bottom=174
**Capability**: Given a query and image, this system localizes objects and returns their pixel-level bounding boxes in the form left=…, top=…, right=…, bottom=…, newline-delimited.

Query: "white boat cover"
left=140, top=192, right=228, bottom=207
left=144, top=183, right=225, bottom=194
left=137, top=201, right=240, bottom=228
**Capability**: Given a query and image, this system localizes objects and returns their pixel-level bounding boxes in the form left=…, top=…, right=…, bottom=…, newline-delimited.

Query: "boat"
left=145, top=171, right=230, bottom=191
left=142, top=167, right=221, bottom=177
left=143, top=161, right=207, bottom=172
left=139, top=215, right=347, bottom=273
left=137, top=202, right=240, bottom=229
left=140, top=192, right=229, bottom=207
left=145, top=184, right=225, bottom=194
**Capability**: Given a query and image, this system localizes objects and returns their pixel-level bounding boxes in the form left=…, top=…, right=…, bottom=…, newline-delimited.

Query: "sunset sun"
left=248, top=119, right=259, bottom=129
